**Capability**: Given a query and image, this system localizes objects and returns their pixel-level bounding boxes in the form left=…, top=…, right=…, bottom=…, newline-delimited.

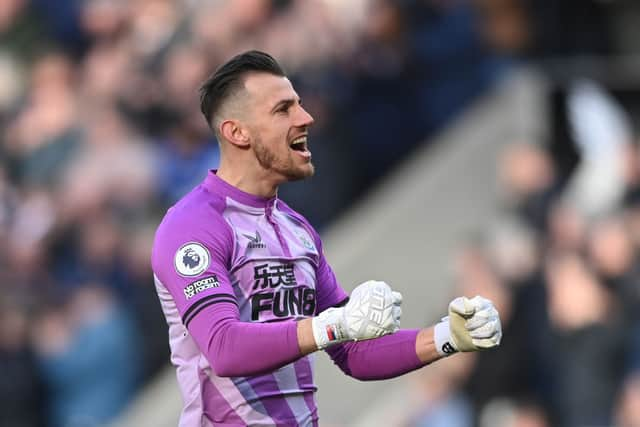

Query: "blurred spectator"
left=498, top=142, right=558, bottom=231
left=586, top=216, right=639, bottom=312
left=79, top=0, right=130, bottom=44
left=546, top=201, right=587, bottom=252
left=58, top=106, right=155, bottom=219
left=31, top=285, right=140, bottom=427
left=544, top=252, right=626, bottom=427
left=5, top=52, right=80, bottom=188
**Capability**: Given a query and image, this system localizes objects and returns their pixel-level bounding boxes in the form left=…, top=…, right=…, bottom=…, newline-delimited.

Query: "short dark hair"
left=199, top=50, right=286, bottom=130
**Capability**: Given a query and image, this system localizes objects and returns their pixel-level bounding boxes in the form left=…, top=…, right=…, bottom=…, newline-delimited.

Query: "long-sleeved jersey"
left=152, top=171, right=423, bottom=427
left=152, top=171, right=348, bottom=426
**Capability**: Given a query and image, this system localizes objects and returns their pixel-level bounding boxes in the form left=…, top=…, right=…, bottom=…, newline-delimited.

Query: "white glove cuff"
left=434, top=319, right=458, bottom=357
left=311, top=309, right=348, bottom=350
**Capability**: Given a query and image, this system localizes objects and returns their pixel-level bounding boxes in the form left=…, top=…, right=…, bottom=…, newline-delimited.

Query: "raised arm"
left=180, top=279, right=400, bottom=377
left=152, top=209, right=404, bottom=377
left=326, top=296, right=503, bottom=381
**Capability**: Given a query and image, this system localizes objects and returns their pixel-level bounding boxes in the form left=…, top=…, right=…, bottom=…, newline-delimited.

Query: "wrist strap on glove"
left=434, top=318, right=458, bottom=357
left=311, top=308, right=348, bottom=350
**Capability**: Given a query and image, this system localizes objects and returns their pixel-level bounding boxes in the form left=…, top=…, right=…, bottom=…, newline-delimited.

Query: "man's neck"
left=216, top=166, right=279, bottom=198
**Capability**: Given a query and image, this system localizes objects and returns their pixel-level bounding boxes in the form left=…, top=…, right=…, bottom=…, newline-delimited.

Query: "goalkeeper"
left=151, top=50, right=502, bottom=427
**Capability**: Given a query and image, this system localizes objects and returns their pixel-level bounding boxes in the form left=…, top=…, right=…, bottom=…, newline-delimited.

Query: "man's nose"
left=295, top=106, right=315, bottom=127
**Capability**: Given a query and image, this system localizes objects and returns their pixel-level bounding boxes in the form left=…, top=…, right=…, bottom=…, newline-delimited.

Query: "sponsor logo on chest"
left=250, top=262, right=316, bottom=321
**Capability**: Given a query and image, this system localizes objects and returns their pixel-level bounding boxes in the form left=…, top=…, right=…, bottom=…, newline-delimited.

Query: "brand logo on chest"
left=242, top=230, right=266, bottom=249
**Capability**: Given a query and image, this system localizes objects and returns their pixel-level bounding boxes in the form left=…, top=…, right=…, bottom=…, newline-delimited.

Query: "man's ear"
left=219, top=119, right=250, bottom=148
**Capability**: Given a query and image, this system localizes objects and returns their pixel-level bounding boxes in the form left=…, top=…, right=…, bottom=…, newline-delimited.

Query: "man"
left=151, top=50, right=502, bottom=427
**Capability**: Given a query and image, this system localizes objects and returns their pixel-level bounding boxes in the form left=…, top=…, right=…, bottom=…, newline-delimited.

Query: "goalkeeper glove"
left=312, top=280, right=402, bottom=349
left=433, top=296, right=502, bottom=356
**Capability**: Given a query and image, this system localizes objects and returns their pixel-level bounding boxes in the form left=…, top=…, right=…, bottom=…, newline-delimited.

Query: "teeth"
left=291, top=137, right=307, bottom=146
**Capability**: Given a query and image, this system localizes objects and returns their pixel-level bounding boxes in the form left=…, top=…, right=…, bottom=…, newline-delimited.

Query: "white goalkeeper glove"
left=433, top=296, right=502, bottom=356
left=311, top=280, right=402, bottom=350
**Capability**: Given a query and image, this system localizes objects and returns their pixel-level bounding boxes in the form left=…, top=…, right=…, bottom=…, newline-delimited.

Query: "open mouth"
left=289, top=136, right=308, bottom=152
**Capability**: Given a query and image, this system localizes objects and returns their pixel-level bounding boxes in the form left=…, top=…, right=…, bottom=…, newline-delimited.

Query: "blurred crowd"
left=405, top=101, right=640, bottom=426
left=402, top=3, right=640, bottom=426
left=1, top=0, right=635, bottom=426
left=0, top=0, right=508, bottom=426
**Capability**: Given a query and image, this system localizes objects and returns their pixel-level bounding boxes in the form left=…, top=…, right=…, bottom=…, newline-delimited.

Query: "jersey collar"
left=203, top=170, right=277, bottom=209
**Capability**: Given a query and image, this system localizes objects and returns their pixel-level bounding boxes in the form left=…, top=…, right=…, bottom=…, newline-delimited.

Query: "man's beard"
left=253, top=137, right=314, bottom=181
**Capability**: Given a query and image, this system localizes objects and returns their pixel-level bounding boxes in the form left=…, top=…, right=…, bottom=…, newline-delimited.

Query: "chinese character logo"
left=252, top=263, right=297, bottom=290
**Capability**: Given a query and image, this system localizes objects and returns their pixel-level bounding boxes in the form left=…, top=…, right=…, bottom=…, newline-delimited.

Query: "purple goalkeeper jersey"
left=152, top=170, right=348, bottom=427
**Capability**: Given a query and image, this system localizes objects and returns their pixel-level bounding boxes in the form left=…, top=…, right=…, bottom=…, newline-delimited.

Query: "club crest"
left=297, top=231, right=314, bottom=250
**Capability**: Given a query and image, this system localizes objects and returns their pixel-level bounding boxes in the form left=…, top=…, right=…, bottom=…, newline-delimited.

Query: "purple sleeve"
left=188, top=300, right=301, bottom=377
left=325, top=330, right=424, bottom=381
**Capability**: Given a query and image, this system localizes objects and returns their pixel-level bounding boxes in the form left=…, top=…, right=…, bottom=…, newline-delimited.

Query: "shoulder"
left=160, top=185, right=229, bottom=234
left=152, top=185, right=234, bottom=271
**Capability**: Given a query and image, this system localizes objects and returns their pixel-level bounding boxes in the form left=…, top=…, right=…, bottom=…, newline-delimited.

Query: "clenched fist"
left=312, top=280, right=402, bottom=350
left=434, top=296, right=502, bottom=356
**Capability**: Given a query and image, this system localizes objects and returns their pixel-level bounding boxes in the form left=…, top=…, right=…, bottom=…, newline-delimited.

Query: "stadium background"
left=3, top=0, right=640, bottom=426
